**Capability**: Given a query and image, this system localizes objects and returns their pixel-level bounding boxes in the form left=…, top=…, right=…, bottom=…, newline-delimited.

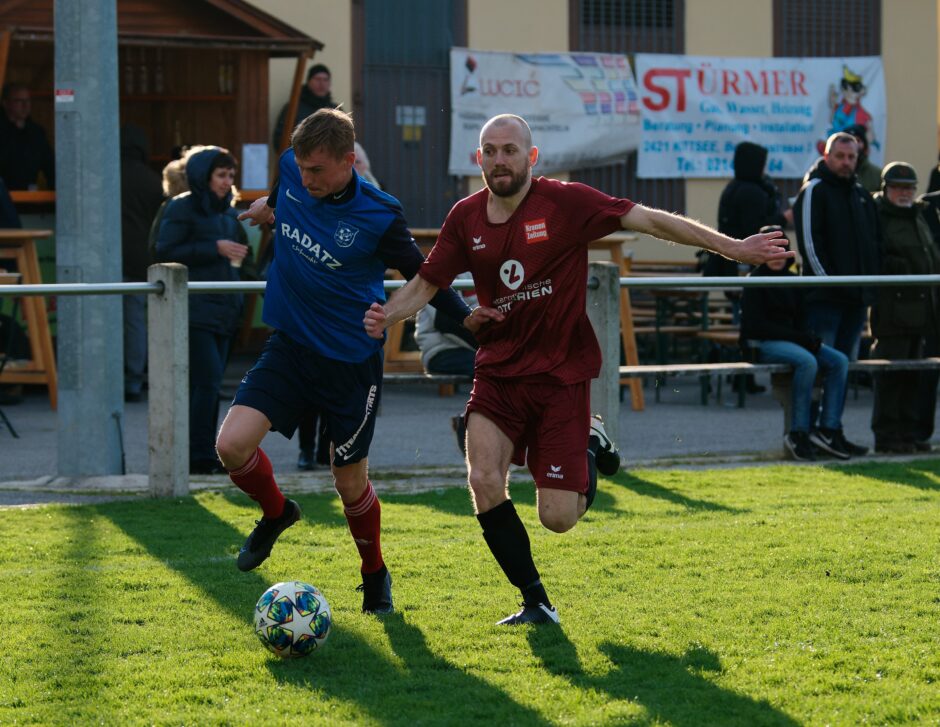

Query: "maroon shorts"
left=466, top=376, right=590, bottom=493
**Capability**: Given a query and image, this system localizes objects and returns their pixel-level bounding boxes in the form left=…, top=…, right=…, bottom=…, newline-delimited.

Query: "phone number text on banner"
left=635, top=54, right=885, bottom=179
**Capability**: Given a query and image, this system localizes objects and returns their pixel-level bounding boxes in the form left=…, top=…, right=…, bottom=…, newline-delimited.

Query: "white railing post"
left=587, top=261, right=620, bottom=446
left=147, top=263, right=189, bottom=497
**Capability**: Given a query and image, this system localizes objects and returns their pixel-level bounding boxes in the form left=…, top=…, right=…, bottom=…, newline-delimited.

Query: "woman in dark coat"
left=156, top=146, right=248, bottom=473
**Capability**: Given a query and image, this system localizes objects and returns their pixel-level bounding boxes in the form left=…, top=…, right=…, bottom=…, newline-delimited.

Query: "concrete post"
left=147, top=264, right=189, bottom=497
left=587, top=262, right=620, bottom=447
left=54, top=0, right=124, bottom=475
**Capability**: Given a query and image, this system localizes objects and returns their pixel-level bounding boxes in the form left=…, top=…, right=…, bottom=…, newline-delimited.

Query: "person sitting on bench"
left=740, top=228, right=859, bottom=461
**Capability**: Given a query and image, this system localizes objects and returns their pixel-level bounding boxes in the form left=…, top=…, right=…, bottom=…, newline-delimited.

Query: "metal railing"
left=3, top=263, right=940, bottom=495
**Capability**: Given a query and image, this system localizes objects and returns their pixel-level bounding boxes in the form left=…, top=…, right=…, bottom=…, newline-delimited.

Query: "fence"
left=2, top=262, right=940, bottom=496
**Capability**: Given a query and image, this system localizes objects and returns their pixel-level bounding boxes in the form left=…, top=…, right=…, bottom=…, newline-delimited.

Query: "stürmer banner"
left=448, top=48, right=641, bottom=176
left=635, top=54, right=885, bottom=179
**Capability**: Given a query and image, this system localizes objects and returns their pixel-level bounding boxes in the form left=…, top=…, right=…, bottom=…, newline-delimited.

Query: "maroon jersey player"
left=364, top=114, right=791, bottom=626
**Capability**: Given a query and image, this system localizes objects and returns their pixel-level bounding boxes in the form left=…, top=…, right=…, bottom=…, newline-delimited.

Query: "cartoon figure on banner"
left=460, top=56, right=478, bottom=96
left=817, top=65, right=878, bottom=154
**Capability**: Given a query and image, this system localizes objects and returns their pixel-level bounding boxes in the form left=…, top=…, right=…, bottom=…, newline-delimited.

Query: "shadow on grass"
left=527, top=628, right=798, bottom=726
left=101, top=495, right=546, bottom=725
left=827, top=457, right=940, bottom=492
left=613, top=472, right=743, bottom=513
left=267, top=611, right=551, bottom=725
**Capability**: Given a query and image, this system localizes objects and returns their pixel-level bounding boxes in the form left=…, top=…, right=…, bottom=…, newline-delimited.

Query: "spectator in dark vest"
left=871, top=163, right=940, bottom=453
left=0, top=83, right=55, bottom=190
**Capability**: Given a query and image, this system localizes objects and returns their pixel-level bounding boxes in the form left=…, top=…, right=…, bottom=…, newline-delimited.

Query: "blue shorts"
left=232, top=331, right=383, bottom=466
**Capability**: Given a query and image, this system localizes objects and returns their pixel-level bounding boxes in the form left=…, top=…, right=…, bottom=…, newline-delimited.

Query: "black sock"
left=477, top=500, right=551, bottom=607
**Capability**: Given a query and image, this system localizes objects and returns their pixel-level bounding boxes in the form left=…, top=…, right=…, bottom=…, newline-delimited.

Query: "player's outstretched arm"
left=621, top=204, right=794, bottom=266
left=237, top=196, right=275, bottom=227
left=364, top=274, right=439, bottom=339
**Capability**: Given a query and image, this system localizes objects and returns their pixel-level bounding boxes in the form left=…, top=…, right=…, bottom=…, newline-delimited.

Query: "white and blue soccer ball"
left=254, top=581, right=332, bottom=658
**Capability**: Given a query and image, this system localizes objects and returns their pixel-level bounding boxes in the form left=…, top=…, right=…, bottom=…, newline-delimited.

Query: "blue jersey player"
left=216, top=109, right=471, bottom=613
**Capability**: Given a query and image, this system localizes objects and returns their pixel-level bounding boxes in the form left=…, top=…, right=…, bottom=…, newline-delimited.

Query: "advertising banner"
left=449, top=48, right=641, bottom=176
left=635, top=54, right=885, bottom=178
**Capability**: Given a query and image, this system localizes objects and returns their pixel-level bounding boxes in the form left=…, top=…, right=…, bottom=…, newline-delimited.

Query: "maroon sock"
left=343, top=481, right=384, bottom=574
left=227, top=448, right=285, bottom=519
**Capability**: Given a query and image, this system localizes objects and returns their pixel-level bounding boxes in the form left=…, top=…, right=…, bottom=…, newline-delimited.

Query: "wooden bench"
left=620, top=358, right=940, bottom=435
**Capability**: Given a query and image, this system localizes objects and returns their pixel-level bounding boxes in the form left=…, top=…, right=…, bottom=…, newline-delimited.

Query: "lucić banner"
left=449, top=48, right=641, bottom=176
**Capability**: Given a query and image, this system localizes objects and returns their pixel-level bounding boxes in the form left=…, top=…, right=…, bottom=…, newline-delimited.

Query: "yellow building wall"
left=252, top=0, right=353, bottom=139
left=882, top=0, right=938, bottom=191
left=466, top=0, right=570, bottom=193
left=467, top=0, right=568, bottom=52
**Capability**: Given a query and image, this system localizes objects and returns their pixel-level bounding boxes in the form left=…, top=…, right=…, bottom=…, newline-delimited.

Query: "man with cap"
left=870, top=162, right=940, bottom=453
left=272, top=63, right=336, bottom=151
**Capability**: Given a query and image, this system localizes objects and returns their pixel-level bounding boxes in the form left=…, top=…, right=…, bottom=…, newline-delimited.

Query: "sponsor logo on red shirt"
left=524, top=218, right=549, bottom=243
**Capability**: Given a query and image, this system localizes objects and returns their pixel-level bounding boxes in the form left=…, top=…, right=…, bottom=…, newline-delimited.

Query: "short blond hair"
left=291, top=108, right=355, bottom=159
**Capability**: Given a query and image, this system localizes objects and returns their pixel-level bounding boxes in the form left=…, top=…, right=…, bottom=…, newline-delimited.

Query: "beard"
left=482, top=165, right=529, bottom=197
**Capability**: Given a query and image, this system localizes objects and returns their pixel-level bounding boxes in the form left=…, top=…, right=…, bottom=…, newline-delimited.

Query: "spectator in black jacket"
left=0, top=83, right=54, bottom=190
left=740, top=229, right=852, bottom=461
left=703, top=142, right=790, bottom=277
left=120, top=125, right=164, bottom=402
left=794, top=132, right=881, bottom=385
left=706, top=141, right=791, bottom=394
left=272, top=64, right=335, bottom=152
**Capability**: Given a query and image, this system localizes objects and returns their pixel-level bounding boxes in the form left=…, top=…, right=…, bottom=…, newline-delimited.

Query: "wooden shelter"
left=0, top=0, right=323, bottom=185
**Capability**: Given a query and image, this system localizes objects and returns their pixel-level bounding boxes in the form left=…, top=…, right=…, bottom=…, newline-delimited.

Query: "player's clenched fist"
left=364, top=302, right=388, bottom=339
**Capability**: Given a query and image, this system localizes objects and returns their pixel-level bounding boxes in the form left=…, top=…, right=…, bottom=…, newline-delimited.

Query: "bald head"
left=480, top=114, right=532, bottom=150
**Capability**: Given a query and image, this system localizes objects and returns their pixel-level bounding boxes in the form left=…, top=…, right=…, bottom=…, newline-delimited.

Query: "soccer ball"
left=253, top=581, right=332, bottom=658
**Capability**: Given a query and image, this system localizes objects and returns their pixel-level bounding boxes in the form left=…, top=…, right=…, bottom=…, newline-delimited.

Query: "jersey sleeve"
left=267, top=177, right=280, bottom=209
left=561, top=181, right=634, bottom=243
left=418, top=205, right=471, bottom=289
left=376, top=211, right=425, bottom=275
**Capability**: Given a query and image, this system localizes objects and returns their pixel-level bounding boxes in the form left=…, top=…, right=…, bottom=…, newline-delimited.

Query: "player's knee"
left=467, top=468, right=500, bottom=497
left=539, top=508, right=576, bottom=533
left=215, top=432, right=249, bottom=470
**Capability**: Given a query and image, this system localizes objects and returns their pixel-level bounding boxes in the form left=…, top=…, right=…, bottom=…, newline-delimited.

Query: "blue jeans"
left=758, top=340, right=848, bottom=432
left=189, top=328, right=231, bottom=463
left=805, top=303, right=867, bottom=360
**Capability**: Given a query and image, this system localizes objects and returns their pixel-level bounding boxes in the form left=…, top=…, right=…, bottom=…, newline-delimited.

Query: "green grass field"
left=1, top=460, right=938, bottom=726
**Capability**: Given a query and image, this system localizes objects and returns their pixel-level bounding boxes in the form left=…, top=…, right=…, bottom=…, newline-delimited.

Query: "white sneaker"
left=496, top=602, right=560, bottom=626
left=590, top=415, right=621, bottom=476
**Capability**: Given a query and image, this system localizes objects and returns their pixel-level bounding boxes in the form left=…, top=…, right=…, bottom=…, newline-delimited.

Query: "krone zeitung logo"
left=499, top=259, right=524, bottom=290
